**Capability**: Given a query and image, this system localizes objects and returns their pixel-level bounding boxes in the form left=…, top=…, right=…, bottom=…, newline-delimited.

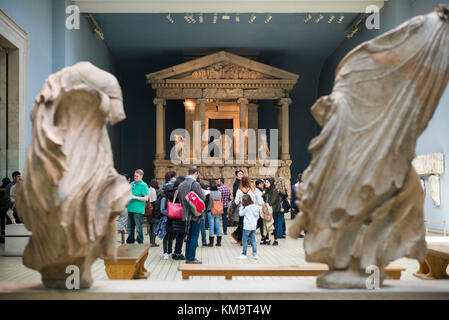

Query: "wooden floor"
left=0, top=219, right=437, bottom=282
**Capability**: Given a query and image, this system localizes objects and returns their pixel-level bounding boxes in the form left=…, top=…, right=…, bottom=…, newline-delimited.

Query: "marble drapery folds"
left=289, top=6, right=449, bottom=288
left=16, top=62, right=132, bottom=288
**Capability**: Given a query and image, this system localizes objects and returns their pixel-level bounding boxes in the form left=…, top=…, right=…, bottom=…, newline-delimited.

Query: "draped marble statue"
left=16, top=62, right=132, bottom=288
left=289, top=6, right=449, bottom=289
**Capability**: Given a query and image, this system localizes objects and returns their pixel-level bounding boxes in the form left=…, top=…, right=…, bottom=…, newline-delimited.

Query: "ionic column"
left=278, top=98, right=292, bottom=160
left=154, top=98, right=166, bottom=160
left=237, top=98, right=249, bottom=160
left=247, top=102, right=259, bottom=160
left=197, top=99, right=208, bottom=161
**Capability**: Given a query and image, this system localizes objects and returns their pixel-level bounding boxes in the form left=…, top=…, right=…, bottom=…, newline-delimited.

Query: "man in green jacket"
left=127, top=169, right=149, bottom=244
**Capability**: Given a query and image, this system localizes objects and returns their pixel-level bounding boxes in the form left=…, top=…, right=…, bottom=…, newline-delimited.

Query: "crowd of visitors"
left=0, top=166, right=301, bottom=263
left=121, top=166, right=303, bottom=264
left=0, top=165, right=302, bottom=265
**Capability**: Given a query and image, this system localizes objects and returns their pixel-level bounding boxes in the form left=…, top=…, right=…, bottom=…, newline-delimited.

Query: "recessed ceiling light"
left=235, top=14, right=240, bottom=23
left=222, top=15, right=230, bottom=20
left=213, top=13, right=218, bottom=24
left=198, top=13, right=203, bottom=23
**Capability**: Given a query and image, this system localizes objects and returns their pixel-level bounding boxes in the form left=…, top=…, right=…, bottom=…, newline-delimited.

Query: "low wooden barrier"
left=178, top=264, right=405, bottom=280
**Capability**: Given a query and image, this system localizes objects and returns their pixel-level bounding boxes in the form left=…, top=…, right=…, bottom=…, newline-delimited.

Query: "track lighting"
left=222, top=14, right=230, bottom=20
left=338, top=14, right=345, bottom=24
left=264, top=14, right=272, bottom=23
left=346, top=25, right=359, bottom=38
left=198, top=13, right=203, bottom=23
left=249, top=13, right=256, bottom=23
left=235, top=14, right=240, bottom=23
left=190, top=14, right=196, bottom=23
left=315, top=14, right=324, bottom=23
left=304, top=13, right=312, bottom=23
left=166, top=13, right=174, bottom=23
left=85, top=14, right=105, bottom=40
left=213, top=13, right=218, bottom=24
left=328, top=15, right=335, bottom=23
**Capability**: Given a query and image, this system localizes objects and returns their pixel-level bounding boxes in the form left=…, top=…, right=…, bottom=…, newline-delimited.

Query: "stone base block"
left=4, top=224, right=31, bottom=256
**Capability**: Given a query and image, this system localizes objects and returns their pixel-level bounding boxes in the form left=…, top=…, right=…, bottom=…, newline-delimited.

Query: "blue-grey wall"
left=0, top=0, right=53, bottom=146
left=317, top=0, right=449, bottom=233
left=0, top=0, right=122, bottom=170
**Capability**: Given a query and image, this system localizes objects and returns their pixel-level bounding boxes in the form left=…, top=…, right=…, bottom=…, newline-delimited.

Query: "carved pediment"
left=146, top=51, right=299, bottom=83
left=182, top=62, right=273, bottom=80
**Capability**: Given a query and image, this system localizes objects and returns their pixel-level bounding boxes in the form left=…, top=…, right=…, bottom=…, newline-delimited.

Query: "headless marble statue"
left=16, top=62, right=132, bottom=288
left=289, top=6, right=449, bottom=289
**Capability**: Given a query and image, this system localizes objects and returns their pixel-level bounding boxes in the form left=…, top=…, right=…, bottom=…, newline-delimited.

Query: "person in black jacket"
left=161, top=176, right=186, bottom=260
left=232, top=169, right=243, bottom=199
left=228, top=169, right=243, bottom=229
left=264, top=177, right=280, bottom=246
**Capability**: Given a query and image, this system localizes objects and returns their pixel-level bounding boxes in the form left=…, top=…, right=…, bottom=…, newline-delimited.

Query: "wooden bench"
left=104, top=244, right=150, bottom=280
left=178, top=264, right=405, bottom=280
left=414, top=242, right=449, bottom=280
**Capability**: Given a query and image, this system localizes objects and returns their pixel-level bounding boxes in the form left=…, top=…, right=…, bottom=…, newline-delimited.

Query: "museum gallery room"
left=0, top=0, right=449, bottom=301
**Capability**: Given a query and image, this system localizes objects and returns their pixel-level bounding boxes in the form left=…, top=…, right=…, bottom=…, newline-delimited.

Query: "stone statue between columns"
left=258, top=133, right=271, bottom=160
left=289, top=6, right=449, bottom=289
left=174, top=134, right=185, bottom=159
left=16, top=62, right=132, bottom=288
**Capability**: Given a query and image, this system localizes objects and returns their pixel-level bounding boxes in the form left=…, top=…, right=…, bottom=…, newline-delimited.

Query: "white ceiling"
left=73, top=0, right=387, bottom=13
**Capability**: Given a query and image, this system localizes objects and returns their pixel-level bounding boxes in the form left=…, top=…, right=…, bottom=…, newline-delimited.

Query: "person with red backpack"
left=206, top=180, right=223, bottom=247
left=178, top=166, right=206, bottom=264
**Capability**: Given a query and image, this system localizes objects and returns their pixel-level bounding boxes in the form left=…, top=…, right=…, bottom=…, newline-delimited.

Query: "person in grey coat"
left=177, top=166, right=206, bottom=264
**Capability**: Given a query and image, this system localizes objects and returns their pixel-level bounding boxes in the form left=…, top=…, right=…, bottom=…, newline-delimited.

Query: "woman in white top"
left=232, top=176, right=255, bottom=243
left=236, top=194, right=259, bottom=260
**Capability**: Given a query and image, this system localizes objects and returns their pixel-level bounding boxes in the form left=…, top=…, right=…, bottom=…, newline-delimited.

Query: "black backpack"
left=152, top=190, right=164, bottom=219
left=280, top=194, right=291, bottom=213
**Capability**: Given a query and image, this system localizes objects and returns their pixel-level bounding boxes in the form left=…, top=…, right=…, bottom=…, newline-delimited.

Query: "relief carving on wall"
left=186, top=63, right=272, bottom=80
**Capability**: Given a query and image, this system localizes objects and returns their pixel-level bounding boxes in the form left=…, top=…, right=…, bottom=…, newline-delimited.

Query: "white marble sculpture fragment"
left=428, top=175, right=441, bottom=207
left=289, top=6, right=449, bottom=289
left=16, top=62, right=132, bottom=288
left=412, top=153, right=444, bottom=175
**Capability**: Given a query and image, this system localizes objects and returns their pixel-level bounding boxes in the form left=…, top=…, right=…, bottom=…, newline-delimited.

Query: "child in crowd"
left=236, top=194, right=259, bottom=260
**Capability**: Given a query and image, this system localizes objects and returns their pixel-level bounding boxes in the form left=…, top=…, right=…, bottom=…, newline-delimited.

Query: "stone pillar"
left=247, top=102, right=258, bottom=160
left=197, top=99, right=208, bottom=161
left=154, top=98, right=166, bottom=160
left=276, top=104, right=283, bottom=156
left=237, top=98, right=249, bottom=160
left=278, top=98, right=292, bottom=160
